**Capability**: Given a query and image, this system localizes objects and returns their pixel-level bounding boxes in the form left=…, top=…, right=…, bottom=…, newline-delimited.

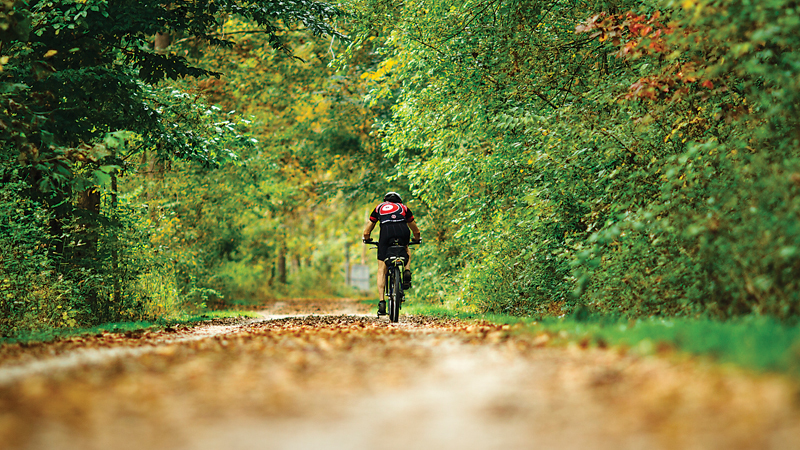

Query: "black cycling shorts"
left=377, top=222, right=410, bottom=261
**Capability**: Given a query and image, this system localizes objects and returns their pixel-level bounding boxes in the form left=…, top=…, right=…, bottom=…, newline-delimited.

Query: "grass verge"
left=0, top=310, right=259, bottom=346
left=405, top=303, right=800, bottom=377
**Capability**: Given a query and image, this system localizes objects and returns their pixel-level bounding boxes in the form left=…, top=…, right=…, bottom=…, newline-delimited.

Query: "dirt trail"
left=1, top=298, right=799, bottom=450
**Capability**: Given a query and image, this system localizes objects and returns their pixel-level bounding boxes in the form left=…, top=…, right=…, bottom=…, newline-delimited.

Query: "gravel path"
left=1, top=299, right=798, bottom=450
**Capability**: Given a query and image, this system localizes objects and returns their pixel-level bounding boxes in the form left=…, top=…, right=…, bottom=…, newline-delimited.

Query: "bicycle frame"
left=364, top=239, right=420, bottom=323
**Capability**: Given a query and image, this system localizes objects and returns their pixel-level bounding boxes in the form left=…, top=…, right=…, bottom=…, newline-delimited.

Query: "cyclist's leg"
left=401, top=243, right=413, bottom=289
left=377, top=259, right=387, bottom=301
left=398, top=246, right=410, bottom=290
left=375, top=240, right=389, bottom=315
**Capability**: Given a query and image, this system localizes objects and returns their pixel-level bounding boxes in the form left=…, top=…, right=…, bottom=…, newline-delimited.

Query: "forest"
left=2, top=0, right=800, bottom=336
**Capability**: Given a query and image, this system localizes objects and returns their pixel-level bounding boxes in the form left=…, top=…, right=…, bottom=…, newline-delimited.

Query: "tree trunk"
left=75, top=187, right=105, bottom=321
left=143, top=147, right=165, bottom=223
left=277, top=244, right=287, bottom=285
left=111, top=172, right=121, bottom=308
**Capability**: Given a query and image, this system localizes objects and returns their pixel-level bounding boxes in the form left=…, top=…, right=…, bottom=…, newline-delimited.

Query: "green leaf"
left=92, top=170, right=111, bottom=186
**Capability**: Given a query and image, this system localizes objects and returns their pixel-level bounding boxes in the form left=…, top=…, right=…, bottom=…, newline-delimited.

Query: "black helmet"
left=383, top=191, right=403, bottom=203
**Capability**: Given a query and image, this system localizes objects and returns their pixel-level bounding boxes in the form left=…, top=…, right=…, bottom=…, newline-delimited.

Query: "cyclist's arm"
left=363, top=221, right=377, bottom=240
left=408, top=220, right=421, bottom=240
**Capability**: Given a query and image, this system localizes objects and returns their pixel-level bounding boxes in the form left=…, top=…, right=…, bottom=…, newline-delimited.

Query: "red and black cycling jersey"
left=369, top=202, right=414, bottom=225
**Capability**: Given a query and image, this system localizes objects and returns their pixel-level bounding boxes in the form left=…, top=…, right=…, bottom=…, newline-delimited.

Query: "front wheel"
left=389, top=267, right=402, bottom=323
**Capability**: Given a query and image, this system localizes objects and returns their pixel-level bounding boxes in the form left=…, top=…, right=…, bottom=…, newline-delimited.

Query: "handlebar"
left=363, top=238, right=421, bottom=246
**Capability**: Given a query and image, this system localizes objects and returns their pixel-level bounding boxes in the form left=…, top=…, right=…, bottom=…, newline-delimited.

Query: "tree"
left=0, top=0, right=344, bottom=333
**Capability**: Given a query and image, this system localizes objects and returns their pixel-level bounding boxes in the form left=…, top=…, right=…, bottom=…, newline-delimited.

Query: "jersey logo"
left=379, top=203, right=401, bottom=215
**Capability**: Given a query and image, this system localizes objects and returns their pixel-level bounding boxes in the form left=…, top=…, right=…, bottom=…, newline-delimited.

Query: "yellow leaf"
left=44, top=49, right=58, bottom=58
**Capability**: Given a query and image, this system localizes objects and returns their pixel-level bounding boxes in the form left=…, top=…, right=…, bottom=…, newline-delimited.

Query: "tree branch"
left=439, top=0, right=502, bottom=45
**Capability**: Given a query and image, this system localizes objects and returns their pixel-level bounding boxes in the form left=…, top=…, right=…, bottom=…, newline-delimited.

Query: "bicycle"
left=364, top=238, right=421, bottom=323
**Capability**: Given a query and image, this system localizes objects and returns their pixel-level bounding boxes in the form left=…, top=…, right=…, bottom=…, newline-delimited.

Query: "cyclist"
left=362, top=191, right=421, bottom=316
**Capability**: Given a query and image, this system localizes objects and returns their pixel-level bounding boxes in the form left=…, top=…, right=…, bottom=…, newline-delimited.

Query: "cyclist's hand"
left=363, top=237, right=374, bottom=244
left=411, top=238, right=422, bottom=245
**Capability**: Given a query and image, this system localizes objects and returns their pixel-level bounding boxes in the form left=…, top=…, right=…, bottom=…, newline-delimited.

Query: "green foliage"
left=573, top=0, right=800, bottom=318
left=342, top=0, right=631, bottom=314
left=340, top=0, right=800, bottom=320
left=0, top=0, right=345, bottom=335
left=0, top=180, right=78, bottom=335
left=7, top=0, right=800, bottom=339
left=111, top=15, right=401, bottom=310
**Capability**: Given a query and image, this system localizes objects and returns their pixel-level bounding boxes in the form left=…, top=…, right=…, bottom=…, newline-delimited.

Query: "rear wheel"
left=383, top=269, right=392, bottom=317
left=389, top=267, right=402, bottom=323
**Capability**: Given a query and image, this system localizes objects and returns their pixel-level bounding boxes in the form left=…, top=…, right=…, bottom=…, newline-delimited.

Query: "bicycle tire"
left=389, top=266, right=402, bottom=323
left=386, top=267, right=394, bottom=321
left=384, top=267, right=392, bottom=318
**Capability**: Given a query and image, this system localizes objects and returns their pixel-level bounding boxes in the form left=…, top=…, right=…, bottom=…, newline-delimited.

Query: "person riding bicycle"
left=362, top=191, right=421, bottom=316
